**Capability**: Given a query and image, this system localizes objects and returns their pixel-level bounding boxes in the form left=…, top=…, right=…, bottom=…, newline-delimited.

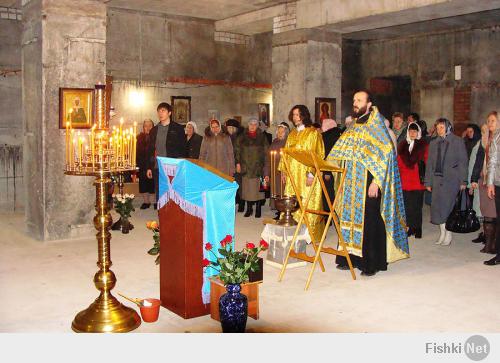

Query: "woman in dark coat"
left=226, top=118, right=245, bottom=212
left=425, top=118, right=468, bottom=246
left=235, top=117, right=269, bottom=218
left=397, top=122, right=428, bottom=239
left=136, top=119, right=155, bottom=209
left=463, top=123, right=482, bottom=159
left=263, top=122, right=290, bottom=219
left=185, top=121, right=203, bottom=159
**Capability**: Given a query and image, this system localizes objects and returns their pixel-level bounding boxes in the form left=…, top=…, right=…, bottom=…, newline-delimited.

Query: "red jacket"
left=397, top=139, right=428, bottom=191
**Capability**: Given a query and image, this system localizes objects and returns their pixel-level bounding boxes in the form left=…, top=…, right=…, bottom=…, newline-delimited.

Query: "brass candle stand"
left=65, top=84, right=141, bottom=333
left=273, top=195, right=299, bottom=226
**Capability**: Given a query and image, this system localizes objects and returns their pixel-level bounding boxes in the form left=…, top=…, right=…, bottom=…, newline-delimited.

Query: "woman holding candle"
left=136, top=119, right=155, bottom=209
left=264, top=122, right=290, bottom=219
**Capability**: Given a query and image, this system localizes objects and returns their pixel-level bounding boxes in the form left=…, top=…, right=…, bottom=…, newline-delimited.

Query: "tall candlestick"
left=65, top=122, right=70, bottom=166
left=280, top=151, right=283, bottom=196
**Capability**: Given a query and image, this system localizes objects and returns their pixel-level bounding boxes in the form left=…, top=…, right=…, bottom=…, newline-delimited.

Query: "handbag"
left=259, top=176, right=269, bottom=192
left=445, top=189, right=480, bottom=233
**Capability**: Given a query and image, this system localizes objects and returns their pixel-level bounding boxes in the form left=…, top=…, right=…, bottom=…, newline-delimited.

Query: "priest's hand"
left=306, top=176, right=314, bottom=186
left=281, top=174, right=287, bottom=185
left=146, top=169, right=153, bottom=179
left=488, top=185, right=495, bottom=200
left=368, top=182, right=379, bottom=198
left=426, top=186, right=432, bottom=192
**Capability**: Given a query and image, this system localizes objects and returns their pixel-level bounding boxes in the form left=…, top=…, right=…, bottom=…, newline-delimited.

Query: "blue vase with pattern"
left=219, top=284, right=248, bottom=333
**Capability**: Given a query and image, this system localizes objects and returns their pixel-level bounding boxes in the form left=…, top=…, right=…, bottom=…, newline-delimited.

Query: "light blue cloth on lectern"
left=157, top=157, right=238, bottom=304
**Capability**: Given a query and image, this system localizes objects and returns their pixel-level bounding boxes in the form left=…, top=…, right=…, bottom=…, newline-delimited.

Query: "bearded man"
left=327, top=91, right=409, bottom=276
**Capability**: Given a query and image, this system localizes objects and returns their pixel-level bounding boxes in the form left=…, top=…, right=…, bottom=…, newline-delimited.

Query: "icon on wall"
left=59, top=88, right=94, bottom=129
left=171, top=96, right=191, bottom=125
left=258, top=103, right=270, bottom=127
left=315, top=97, right=336, bottom=124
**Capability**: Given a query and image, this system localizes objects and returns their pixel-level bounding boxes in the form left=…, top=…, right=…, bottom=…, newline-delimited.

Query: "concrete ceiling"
left=104, top=0, right=288, bottom=20
left=343, top=9, right=500, bottom=41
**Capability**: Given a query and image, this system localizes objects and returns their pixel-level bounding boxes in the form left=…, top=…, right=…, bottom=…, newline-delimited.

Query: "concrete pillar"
left=22, top=0, right=106, bottom=240
left=272, top=29, right=342, bottom=124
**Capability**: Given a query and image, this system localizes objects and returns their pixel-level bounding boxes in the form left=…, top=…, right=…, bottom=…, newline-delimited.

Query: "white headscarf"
left=406, top=122, right=422, bottom=153
left=185, top=121, right=198, bottom=135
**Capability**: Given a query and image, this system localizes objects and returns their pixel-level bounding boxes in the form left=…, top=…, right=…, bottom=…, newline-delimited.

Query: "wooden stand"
left=209, top=277, right=261, bottom=321
left=278, top=149, right=356, bottom=290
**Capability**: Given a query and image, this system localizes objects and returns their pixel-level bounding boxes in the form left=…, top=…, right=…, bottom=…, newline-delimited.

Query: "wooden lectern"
left=278, top=149, right=356, bottom=290
left=158, top=158, right=235, bottom=319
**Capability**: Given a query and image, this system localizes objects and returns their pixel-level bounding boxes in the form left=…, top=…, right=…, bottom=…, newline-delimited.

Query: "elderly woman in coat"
left=425, top=118, right=468, bottom=246
left=185, top=121, right=203, bottom=159
left=485, top=111, right=500, bottom=266
left=235, top=117, right=269, bottom=218
left=471, top=112, right=499, bottom=254
left=199, top=119, right=235, bottom=176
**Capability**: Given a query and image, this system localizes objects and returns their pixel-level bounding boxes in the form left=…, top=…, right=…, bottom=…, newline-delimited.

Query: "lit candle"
left=280, top=151, right=283, bottom=196
left=71, top=138, right=76, bottom=169
left=65, top=121, right=70, bottom=167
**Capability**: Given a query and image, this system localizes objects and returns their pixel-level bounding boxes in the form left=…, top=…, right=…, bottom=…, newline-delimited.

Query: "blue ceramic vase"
left=219, top=284, right=248, bottom=333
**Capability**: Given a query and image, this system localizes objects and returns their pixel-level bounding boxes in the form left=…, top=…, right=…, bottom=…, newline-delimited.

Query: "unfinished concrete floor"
left=0, top=204, right=499, bottom=333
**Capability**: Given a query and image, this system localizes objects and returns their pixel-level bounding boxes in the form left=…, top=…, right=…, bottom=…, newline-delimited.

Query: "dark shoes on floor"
left=336, top=264, right=350, bottom=271
left=237, top=202, right=245, bottom=213
left=472, top=232, right=485, bottom=243
left=361, top=270, right=377, bottom=276
left=407, top=227, right=422, bottom=239
left=484, top=256, right=500, bottom=266
left=140, top=203, right=151, bottom=209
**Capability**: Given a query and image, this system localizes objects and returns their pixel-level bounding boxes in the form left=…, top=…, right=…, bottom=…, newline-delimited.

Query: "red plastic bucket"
left=139, top=298, right=161, bottom=322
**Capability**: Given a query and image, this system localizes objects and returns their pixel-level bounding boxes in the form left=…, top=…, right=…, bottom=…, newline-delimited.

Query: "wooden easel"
left=278, top=148, right=356, bottom=290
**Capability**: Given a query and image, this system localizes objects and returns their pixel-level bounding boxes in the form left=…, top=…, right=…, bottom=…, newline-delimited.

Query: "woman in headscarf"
left=185, top=121, right=203, bottom=159
left=264, top=122, right=290, bottom=219
left=225, top=118, right=245, bottom=212
left=470, top=112, right=498, bottom=254
left=463, top=123, right=482, bottom=159
left=199, top=119, right=235, bottom=176
left=136, top=119, right=155, bottom=209
left=397, top=122, right=429, bottom=238
left=424, top=118, right=468, bottom=246
left=235, top=117, right=269, bottom=218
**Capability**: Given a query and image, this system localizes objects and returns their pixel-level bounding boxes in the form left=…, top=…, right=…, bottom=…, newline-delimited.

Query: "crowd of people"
left=133, top=95, right=500, bottom=276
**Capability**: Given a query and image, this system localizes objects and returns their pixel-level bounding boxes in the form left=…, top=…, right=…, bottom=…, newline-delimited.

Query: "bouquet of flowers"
left=203, top=235, right=269, bottom=285
left=146, top=221, right=160, bottom=265
left=112, top=193, right=135, bottom=219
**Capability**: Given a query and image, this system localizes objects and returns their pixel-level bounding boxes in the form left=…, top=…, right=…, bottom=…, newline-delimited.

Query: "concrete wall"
left=0, top=18, right=23, bottom=211
left=353, top=26, right=500, bottom=126
left=106, top=8, right=273, bottom=125
left=22, top=0, right=106, bottom=240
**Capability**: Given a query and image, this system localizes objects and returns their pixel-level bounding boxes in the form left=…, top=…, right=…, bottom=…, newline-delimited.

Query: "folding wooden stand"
left=278, top=148, right=356, bottom=290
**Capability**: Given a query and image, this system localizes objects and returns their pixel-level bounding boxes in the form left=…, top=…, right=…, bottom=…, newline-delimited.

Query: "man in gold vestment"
left=279, top=105, right=325, bottom=242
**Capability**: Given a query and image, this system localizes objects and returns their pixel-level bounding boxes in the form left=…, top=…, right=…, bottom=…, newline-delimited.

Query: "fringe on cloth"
left=157, top=189, right=204, bottom=219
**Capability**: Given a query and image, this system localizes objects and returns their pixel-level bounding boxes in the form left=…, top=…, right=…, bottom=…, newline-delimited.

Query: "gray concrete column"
left=22, top=0, right=106, bottom=240
left=272, top=29, right=341, bottom=124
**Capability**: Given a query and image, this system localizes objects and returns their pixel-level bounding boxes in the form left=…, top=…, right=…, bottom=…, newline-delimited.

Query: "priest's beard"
left=352, top=105, right=368, bottom=118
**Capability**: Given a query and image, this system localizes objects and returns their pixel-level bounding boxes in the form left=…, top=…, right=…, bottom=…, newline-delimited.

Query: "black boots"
left=243, top=200, right=265, bottom=218
left=244, top=202, right=254, bottom=217
left=255, top=200, right=265, bottom=218
left=414, top=227, right=422, bottom=239
left=481, top=218, right=497, bottom=254
left=472, top=231, right=485, bottom=243
left=237, top=201, right=245, bottom=213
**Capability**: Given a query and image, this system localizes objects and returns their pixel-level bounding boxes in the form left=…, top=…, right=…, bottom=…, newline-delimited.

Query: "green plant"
left=113, top=193, right=135, bottom=218
left=203, top=235, right=268, bottom=285
left=146, top=221, right=160, bottom=265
